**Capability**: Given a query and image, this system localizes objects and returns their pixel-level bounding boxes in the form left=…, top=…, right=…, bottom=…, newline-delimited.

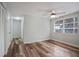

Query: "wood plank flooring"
left=5, top=39, right=79, bottom=57
left=24, top=40, right=79, bottom=57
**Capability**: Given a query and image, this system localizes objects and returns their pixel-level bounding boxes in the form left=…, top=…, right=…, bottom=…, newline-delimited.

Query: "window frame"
left=54, top=17, right=79, bottom=35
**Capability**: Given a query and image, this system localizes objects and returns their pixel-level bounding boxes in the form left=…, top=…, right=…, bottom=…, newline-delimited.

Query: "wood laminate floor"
left=5, top=39, right=79, bottom=57
left=23, top=40, right=79, bottom=57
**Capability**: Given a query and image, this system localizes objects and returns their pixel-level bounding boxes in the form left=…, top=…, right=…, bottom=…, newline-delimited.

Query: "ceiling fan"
left=40, top=9, right=66, bottom=18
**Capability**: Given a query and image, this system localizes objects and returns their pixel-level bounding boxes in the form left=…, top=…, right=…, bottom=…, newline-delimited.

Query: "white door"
left=13, top=20, right=21, bottom=38
left=0, top=5, right=5, bottom=57
left=0, top=4, right=3, bottom=57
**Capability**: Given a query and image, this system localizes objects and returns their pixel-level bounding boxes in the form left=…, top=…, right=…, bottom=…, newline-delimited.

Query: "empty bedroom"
left=0, top=2, right=79, bottom=57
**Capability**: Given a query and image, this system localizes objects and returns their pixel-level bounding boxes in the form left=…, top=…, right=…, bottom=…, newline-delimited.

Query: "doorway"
left=10, top=17, right=24, bottom=40
left=13, top=20, right=21, bottom=38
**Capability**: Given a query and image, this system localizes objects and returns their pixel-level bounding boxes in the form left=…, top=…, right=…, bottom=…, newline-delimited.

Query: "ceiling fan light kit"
left=50, top=15, right=56, bottom=18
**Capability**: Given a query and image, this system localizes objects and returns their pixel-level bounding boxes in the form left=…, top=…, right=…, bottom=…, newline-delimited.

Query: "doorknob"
left=9, top=32, right=11, bottom=34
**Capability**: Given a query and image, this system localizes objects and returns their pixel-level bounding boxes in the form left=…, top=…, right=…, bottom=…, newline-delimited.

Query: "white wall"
left=24, top=15, right=50, bottom=43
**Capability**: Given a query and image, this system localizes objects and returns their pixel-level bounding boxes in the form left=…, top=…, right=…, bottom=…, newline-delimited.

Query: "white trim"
left=51, top=39, right=79, bottom=48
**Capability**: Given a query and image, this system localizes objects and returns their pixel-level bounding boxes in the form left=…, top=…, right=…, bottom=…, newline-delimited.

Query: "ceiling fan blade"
left=42, top=12, right=49, bottom=16
left=56, top=12, right=66, bottom=15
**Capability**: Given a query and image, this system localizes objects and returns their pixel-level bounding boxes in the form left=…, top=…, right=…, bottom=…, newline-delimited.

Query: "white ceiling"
left=5, top=2, right=79, bottom=17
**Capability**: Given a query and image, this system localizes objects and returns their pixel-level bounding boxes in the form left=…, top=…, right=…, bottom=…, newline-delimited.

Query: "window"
left=54, top=17, right=79, bottom=34
left=54, top=20, right=63, bottom=33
